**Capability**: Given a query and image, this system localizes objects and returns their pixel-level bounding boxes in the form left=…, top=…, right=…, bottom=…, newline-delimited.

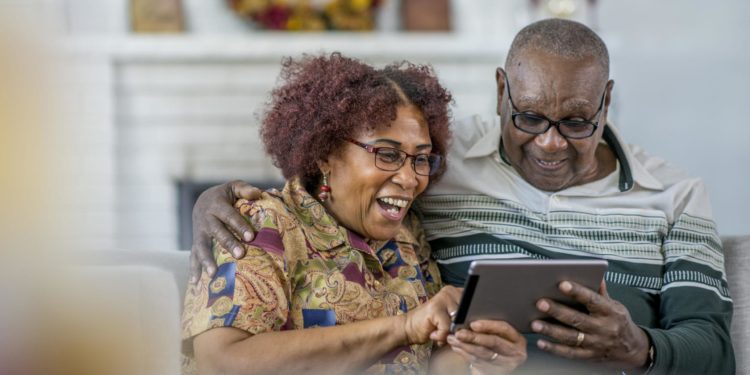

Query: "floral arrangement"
left=228, top=0, right=383, bottom=31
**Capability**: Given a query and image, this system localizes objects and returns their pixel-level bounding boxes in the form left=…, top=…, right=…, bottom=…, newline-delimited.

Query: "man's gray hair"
left=506, top=18, right=609, bottom=76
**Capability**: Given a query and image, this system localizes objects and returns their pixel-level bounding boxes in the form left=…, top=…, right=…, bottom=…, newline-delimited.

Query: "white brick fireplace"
left=87, top=34, right=505, bottom=251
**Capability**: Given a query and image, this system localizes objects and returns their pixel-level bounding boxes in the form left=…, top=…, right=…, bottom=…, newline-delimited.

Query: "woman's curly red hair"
left=260, top=53, right=453, bottom=191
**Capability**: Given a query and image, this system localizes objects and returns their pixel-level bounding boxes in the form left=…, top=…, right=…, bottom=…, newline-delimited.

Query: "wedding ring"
left=575, top=331, right=585, bottom=347
left=449, top=310, right=457, bottom=318
left=490, top=352, right=499, bottom=361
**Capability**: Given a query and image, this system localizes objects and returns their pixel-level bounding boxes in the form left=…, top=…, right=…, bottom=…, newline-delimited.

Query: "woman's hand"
left=403, top=285, right=462, bottom=345
left=190, top=180, right=262, bottom=282
left=447, top=320, right=527, bottom=375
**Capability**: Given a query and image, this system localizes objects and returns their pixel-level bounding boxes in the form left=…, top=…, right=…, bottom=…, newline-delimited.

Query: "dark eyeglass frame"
left=345, top=138, right=442, bottom=177
left=505, top=76, right=607, bottom=139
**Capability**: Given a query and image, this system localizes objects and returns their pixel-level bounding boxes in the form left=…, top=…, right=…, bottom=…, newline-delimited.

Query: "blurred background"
left=1, top=1, right=748, bottom=374
left=3, top=0, right=749, bottom=252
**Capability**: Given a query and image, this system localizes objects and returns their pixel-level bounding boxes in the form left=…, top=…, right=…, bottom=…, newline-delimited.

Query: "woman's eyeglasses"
left=345, top=138, right=442, bottom=176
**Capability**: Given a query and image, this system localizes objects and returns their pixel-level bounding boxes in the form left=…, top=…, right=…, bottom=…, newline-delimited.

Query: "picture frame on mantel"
left=402, top=0, right=451, bottom=31
left=131, top=0, right=185, bottom=33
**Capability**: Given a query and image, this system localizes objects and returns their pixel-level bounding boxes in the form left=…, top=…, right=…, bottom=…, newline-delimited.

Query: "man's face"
left=497, top=49, right=614, bottom=192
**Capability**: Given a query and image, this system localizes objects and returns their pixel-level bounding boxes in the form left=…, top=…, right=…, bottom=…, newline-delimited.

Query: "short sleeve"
left=181, top=200, right=291, bottom=348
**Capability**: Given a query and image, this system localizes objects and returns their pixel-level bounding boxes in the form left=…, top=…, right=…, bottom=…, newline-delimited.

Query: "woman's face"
left=322, top=105, right=432, bottom=241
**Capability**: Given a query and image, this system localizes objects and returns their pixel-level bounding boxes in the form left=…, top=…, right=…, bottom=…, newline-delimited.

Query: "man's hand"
left=531, top=280, right=650, bottom=369
left=190, top=180, right=263, bottom=282
left=447, top=320, right=527, bottom=375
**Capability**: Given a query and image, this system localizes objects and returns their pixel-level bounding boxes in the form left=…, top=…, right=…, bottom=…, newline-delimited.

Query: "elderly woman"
left=182, top=53, right=526, bottom=375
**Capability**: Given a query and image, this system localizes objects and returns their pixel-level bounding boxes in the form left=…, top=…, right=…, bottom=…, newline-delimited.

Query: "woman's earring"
left=318, top=172, right=331, bottom=202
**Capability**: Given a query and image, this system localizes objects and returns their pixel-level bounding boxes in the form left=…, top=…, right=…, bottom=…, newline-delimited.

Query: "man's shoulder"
left=626, top=143, right=715, bottom=219
left=450, top=114, right=498, bottom=152
left=628, top=143, right=703, bottom=189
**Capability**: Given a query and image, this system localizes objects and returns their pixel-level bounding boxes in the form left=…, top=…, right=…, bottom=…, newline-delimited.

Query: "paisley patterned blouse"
left=181, top=178, right=442, bottom=375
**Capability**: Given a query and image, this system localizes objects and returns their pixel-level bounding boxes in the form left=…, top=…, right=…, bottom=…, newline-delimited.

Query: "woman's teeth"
left=378, top=197, right=409, bottom=215
left=380, top=197, right=408, bottom=208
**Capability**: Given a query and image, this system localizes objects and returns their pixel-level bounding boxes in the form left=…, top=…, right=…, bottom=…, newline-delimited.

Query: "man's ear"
left=495, top=68, right=507, bottom=116
left=602, top=79, right=615, bottom=126
left=604, top=79, right=615, bottom=107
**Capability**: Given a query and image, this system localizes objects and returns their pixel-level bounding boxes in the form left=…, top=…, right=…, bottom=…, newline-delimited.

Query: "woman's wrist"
left=393, top=313, right=411, bottom=346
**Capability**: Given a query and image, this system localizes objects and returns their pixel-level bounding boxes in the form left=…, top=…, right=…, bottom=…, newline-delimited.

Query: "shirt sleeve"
left=181, top=200, right=291, bottom=347
left=643, top=180, right=734, bottom=374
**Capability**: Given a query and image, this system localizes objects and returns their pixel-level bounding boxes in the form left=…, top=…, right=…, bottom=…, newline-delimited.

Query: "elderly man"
left=189, top=19, right=734, bottom=374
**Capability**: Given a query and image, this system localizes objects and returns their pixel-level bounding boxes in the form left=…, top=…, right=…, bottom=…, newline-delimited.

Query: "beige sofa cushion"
left=73, top=249, right=190, bottom=298
left=75, top=265, right=182, bottom=375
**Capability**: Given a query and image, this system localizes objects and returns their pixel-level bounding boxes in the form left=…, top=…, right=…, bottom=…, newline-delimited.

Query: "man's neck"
left=586, top=142, right=618, bottom=184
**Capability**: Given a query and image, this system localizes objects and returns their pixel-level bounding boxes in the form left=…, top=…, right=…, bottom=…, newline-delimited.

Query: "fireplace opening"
left=176, top=179, right=283, bottom=250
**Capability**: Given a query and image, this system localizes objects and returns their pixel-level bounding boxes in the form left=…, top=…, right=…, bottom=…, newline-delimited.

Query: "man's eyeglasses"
left=505, top=77, right=606, bottom=139
left=345, top=138, right=442, bottom=176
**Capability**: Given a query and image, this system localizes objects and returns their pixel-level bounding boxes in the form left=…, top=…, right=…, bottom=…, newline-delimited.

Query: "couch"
left=78, top=236, right=749, bottom=375
left=724, top=236, right=750, bottom=374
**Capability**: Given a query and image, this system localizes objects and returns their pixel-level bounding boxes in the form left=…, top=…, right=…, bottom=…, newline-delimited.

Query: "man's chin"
left=526, top=177, right=567, bottom=193
left=518, top=169, right=568, bottom=192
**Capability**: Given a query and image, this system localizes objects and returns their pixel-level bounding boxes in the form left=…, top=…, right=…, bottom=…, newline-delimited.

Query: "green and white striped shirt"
left=417, top=115, right=734, bottom=374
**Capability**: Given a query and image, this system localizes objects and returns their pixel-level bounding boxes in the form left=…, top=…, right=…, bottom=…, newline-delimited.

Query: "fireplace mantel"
left=65, top=33, right=508, bottom=63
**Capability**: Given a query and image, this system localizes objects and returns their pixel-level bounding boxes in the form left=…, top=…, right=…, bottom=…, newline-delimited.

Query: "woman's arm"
left=194, top=286, right=462, bottom=375
left=195, top=316, right=404, bottom=375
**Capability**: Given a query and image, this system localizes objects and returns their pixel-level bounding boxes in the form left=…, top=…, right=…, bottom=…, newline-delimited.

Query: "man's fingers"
left=209, top=217, right=245, bottom=259
left=598, top=279, right=609, bottom=298
left=230, top=180, right=263, bottom=200
left=536, top=338, right=597, bottom=360
left=530, top=320, right=585, bottom=347
left=189, top=229, right=214, bottom=282
left=213, top=188, right=256, bottom=243
left=225, top=212, right=255, bottom=243
left=189, top=249, right=201, bottom=283
left=559, top=281, right=613, bottom=315
left=192, top=232, right=218, bottom=278
left=200, top=253, right=217, bottom=279
left=536, top=298, right=597, bottom=332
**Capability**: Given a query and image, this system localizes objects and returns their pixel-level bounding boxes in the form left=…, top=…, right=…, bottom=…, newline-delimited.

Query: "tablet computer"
left=450, top=259, right=608, bottom=333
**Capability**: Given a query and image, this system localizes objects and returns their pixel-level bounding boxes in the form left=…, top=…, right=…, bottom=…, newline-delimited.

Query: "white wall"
left=597, top=1, right=750, bottom=235
left=6, top=0, right=747, bottom=252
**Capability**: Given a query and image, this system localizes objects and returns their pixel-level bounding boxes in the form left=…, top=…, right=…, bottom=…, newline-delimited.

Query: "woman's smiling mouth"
left=376, top=197, right=410, bottom=221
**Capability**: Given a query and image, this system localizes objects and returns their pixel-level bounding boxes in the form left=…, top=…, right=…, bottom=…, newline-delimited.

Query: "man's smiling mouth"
left=534, top=158, right=567, bottom=170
